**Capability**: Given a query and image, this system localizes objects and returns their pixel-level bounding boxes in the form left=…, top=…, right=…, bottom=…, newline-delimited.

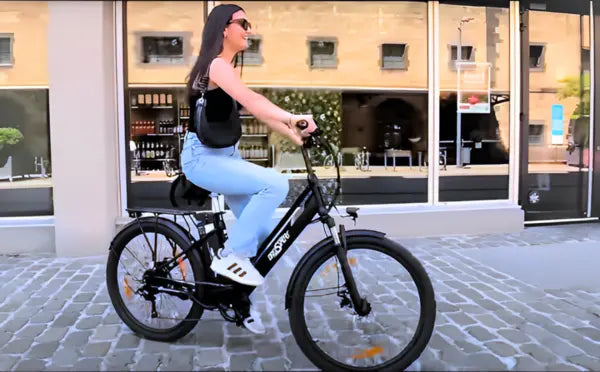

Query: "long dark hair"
left=186, top=4, right=244, bottom=96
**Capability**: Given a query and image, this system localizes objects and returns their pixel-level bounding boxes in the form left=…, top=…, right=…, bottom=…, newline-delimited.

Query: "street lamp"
left=456, top=17, right=474, bottom=167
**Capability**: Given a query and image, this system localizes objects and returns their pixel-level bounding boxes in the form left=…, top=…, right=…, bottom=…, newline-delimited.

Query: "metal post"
left=457, top=26, right=462, bottom=166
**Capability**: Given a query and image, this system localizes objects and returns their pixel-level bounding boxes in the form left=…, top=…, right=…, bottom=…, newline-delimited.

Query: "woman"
left=181, top=4, right=316, bottom=333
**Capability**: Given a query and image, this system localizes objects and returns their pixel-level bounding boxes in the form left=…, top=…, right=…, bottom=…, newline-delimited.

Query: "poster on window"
left=457, top=62, right=491, bottom=114
left=551, top=104, right=564, bottom=145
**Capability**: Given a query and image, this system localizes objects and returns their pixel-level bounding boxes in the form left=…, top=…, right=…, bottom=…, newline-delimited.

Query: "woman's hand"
left=290, top=114, right=318, bottom=137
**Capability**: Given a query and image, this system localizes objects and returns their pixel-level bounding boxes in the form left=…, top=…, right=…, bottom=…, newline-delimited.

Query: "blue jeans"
left=180, top=131, right=289, bottom=258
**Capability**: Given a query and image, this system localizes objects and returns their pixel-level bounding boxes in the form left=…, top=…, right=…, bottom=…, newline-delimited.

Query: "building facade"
left=1, top=0, right=598, bottom=256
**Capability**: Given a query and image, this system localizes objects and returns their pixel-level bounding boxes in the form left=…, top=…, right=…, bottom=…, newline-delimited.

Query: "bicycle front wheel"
left=106, top=219, right=205, bottom=342
left=288, top=235, right=436, bottom=371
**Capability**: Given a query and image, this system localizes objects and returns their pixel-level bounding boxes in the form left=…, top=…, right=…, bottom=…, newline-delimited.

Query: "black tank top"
left=188, top=87, right=241, bottom=132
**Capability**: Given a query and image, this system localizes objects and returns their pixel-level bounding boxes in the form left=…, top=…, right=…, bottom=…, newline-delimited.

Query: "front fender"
left=284, top=229, right=385, bottom=309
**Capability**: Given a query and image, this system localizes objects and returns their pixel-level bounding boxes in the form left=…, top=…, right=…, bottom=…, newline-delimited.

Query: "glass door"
left=520, top=0, right=593, bottom=221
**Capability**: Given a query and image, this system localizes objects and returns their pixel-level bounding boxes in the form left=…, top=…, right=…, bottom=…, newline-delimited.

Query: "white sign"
left=457, top=62, right=491, bottom=114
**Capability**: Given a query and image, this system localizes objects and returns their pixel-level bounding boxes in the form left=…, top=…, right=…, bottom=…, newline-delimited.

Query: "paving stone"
left=195, top=348, right=226, bottom=367
left=466, top=325, right=496, bottom=342
left=474, top=314, right=507, bottom=329
left=73, top=358, right=103, bottom=371
left=13, top=358, right=47, bottom=371
left=115, top=333, right=140, bottom=349
left=484, top=341, right=518, bottom=357
left=498, top=328, right=532, bottom=343
left=576, top=326, right=600, bottom=342
left=0, top=355, right=19, bottom=370
left=520, top=343, right=557, bottom=364
left=2, top=317, right=28, bottom=332
left=229, top=352, right=259, bottom=371
left=85, top=304, right=107, bottom=316
left=62, top=330, right=92, bottom=348
left=15, top=324, right=47, bottom=339
left=568, top=354, right=600, bottom=370
left=226, top=336, right=254, bottom=353
left=81, top=342, right=111, bottom=358
left=36, top=327, right=68, bottom=343
left=29, top=312, right=55, bottom=324
left=132, top=354, right=162, bottom=371
left=447, top=312, right=477, bottom=326
left=546, top=363, right=581, bottom=371
left=436, top=324, right=467, bottom=341
left=92, top=324, right=120, bottom=340
left=260, top=358, right=288, bottom=371
left=76, top=317, right=103, bottom=330
left=464, top=352, right=507, bottom=370
left=51, top=347, right=80, bottom=366
left=2, top=338, right=34, bottom=354
left=255, top=341, right=284, bottom=358
left=454, top=340, right=483, bottom=353
left=27, top=341, right=59, bottom=359
left=52, top=314, right=78, bottom=327
left=73, top=292, right=95, bottom=303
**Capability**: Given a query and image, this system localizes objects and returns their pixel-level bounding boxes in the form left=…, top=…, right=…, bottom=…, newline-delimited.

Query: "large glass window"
left=438, top=1, right=510, bottom=201
left=125, top=1, right=429, bottom=209
left=0, top=2, right=53, bottom=217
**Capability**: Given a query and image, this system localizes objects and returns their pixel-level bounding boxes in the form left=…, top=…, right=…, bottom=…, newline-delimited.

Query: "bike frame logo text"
left=268, top=231, right=290, bottom=261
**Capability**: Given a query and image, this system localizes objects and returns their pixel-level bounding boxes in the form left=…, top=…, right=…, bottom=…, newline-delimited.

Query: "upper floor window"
left=309, top=39, right=337, bottom=68
left=449, top=44, right=474, bottom=69
left=141, top=35, right=185, bottom=64
left=529, top=43, right=546, bottom=71
left=0, top=34, right=14, bottom=66
left=243, top=36, right=263, bottom=65
left=381, top=43, right=408, bottom=70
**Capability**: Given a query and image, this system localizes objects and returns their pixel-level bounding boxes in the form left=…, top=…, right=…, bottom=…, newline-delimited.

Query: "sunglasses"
left=228, top=18, right=252, bottom=31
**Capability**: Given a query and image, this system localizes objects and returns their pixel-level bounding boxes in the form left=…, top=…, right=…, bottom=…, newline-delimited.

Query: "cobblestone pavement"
left=1, top=223, right=600, bottom=371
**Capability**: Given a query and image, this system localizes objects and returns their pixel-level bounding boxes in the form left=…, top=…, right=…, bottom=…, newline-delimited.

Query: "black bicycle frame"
left=156, top=146, right=333, bottom=284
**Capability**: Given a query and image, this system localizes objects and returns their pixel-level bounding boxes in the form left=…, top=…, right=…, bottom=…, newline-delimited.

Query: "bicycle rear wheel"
left=288, top=234, right=436, bottom=371
left=106, top=218, right=205, bottom=342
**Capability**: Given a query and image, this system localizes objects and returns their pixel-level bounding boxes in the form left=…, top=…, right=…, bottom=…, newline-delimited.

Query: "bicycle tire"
left=106, top=219, right=205, bottom=342
left=288, top=234, right=436, bottom=371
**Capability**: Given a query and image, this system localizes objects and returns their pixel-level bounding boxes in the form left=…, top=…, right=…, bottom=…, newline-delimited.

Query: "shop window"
left=243, top=36, right=263, bottom=65
left=0, top=34, right=13, bottom=66
left=141, top=35, right=185, bottom=64
left=381, top=43, right=407, bottom=70
left=449, top=44, right=474, bottom=69
left=309, top=39, right=337, bottom=68
left=529, top=43, right=546, bottom=71
left=529, top=122, right=545, bottom=145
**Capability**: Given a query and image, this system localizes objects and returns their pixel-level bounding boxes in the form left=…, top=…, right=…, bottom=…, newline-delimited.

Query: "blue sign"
left=551, top=104, right=563, bottom=145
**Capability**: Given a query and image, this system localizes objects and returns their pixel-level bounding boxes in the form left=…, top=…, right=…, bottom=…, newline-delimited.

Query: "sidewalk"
left=1, top=223, right=600, bottom=371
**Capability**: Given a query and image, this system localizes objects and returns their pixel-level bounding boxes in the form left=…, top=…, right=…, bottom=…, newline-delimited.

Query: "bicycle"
left=106, top=122, right=436, bottom=371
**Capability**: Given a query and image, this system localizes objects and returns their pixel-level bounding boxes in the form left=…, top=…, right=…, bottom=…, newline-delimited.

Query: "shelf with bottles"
left=242, top=119, right=269, bottom=137
left=133, top=140, right=178, bottom=161
left=240, top=144, right=270, bottom=161
left=130, top=92, right=175, bottom=109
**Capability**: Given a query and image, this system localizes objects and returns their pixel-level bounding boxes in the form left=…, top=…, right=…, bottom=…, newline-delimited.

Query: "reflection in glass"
left=439, top=3, right=510, bottom=202
left=126, top=1, right=429, bottom=209
left=525, top=11, right=591, bottom=220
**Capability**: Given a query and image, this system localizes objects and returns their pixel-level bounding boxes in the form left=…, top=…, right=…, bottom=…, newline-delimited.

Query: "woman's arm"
left=209, top=58, right=316, bottom=145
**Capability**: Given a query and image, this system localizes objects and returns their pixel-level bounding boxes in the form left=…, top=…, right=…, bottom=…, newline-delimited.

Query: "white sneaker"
left=210, top=253, right=265, bottom=287
left=243, top=308, right=266, bottom=335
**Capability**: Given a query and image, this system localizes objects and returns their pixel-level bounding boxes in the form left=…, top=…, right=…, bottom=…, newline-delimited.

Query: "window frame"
left=0, top=33, right=14, bottom=67
left=381, top=43, right=409, bottom=70
left=243, top=35, right=263, bottom=66
left=135, top=31, right=192, bottom=65
left=448, top=43, right=475, bottom=70
left=307, top=37, right=338, bottom=69
left=528, top=121, right=546, bottom=146
left=529, top=42, right=546, bottom=72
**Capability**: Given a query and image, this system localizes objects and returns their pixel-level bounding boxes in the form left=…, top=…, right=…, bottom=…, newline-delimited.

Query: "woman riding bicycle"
left=181, top=4, right=316, bottom=333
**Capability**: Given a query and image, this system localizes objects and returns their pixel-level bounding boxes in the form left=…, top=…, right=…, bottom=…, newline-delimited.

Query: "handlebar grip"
left=296, top=119, right=309, bottom=130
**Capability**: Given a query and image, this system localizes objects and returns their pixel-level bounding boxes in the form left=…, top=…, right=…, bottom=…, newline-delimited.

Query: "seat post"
left=211, top=193, right=225, bottom=213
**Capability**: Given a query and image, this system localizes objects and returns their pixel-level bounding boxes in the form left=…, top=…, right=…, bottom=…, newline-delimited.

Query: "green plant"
left=0, top=127, right=24, bottom=150
left=255, top=88, right=342, bottom=161
left=557, top=72, right=590, bottom=119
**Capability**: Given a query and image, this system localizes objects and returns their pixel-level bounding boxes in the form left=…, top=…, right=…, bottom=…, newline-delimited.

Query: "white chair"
left=0, top=156, right=13, bottom=182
